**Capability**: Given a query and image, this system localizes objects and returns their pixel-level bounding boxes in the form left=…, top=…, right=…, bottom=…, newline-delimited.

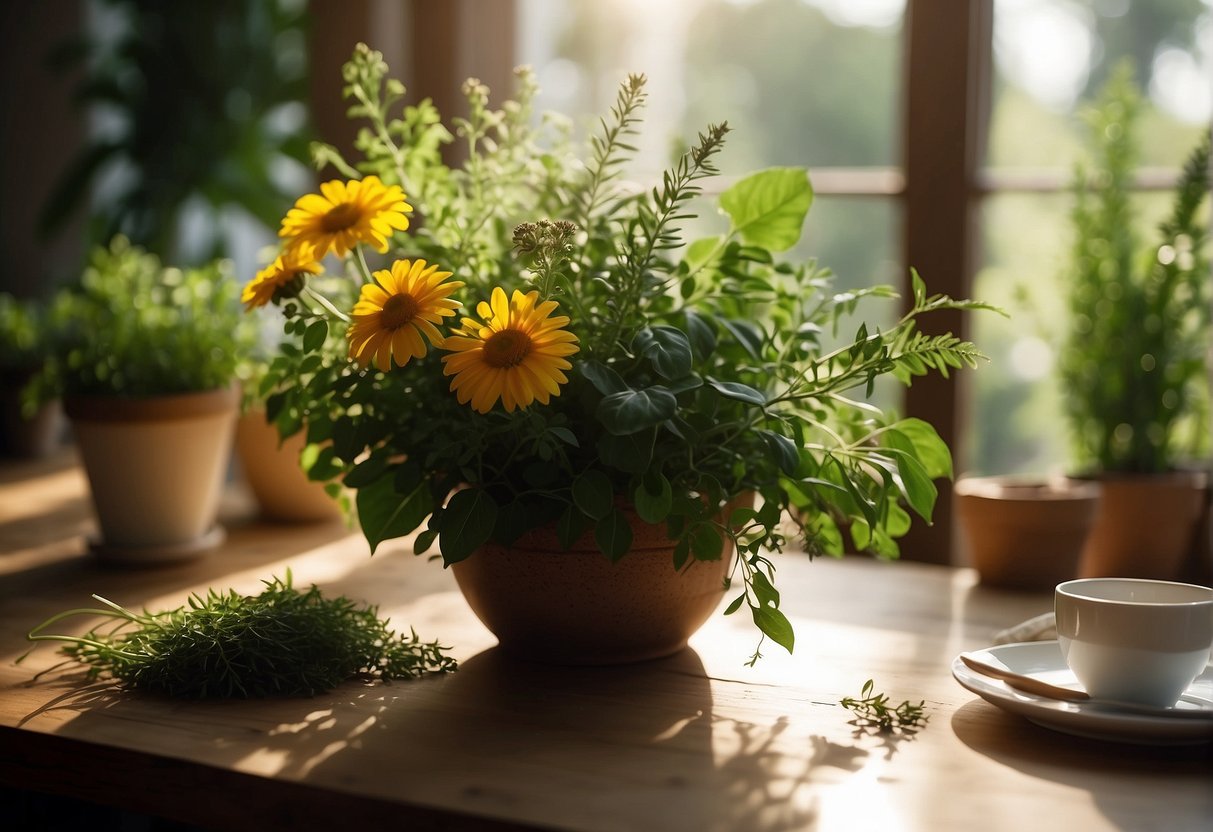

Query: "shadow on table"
left=950, top=700, right=1213, bottom=828
left=29, top=644, right=869, bottom=831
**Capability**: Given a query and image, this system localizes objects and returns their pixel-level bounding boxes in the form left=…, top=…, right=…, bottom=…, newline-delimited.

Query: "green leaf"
left=595, top=509, right=633, bottom=561
left=759, top=430, right=800, bottom=475
left=689, top=522, right=724, bottom=561
left=883, top=432, right=938, bottom=521
left=303, top=320, right=329, bottom=353
left=557, top=504, right=589, bottom=550
left=685, top=235, right=723, bottom=270
left=720, top=318, right=765, bottom=360
left=439, top=488, right=498, bottom=565
left=634, top=472, right=673, bottom=524
left=723, top=594, right=746, bottom=616
left=683, top=310, right=717, bottom=361
left=573, top=469, right=614, bottom=519
left=549, top=426, right=579, bottom=447
left=598, top=387, right=678, bottom=435
left=749, top=569, right=780, bottom=609
left=707, top=378, right=766, bottom=406
left=634, top=325, right=693, bottom=379
left=889, top=417, right=953, bottom=479
left=718, top=167, right=813, bottom=252
left=579, top=360, right=628, bottom=395
left=343, top=454, right=390, bottom=488
left=752, top=605, right=795, bottom=654
left=357, top=477, right=434, bottom=554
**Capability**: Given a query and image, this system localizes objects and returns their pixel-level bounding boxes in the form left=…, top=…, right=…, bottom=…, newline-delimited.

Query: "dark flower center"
left=380, top=294, right=420, bottom=329
left=321, top=202, right=361, bottom=233
left=483, top=329, right=532, bottom=368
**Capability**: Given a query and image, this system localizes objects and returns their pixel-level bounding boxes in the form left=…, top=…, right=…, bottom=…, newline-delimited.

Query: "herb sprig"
left=23, top=572, right=456, bottom=698
left=840, top=679, right=929, bottom=733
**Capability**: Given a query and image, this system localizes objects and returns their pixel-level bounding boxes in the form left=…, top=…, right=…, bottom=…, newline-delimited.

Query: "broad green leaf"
left=749, top=569, right=780, bottom=608
left=888, top=417, right=953, bottom=479
left=598, top=387, right=678, bottom=435
left=439, top=488, right=498, bottom=565
left=689, top=522, right=724, bottom=561
left=303, top=319, right=329, bottom=353
left=579, top=360, right=628, bottom=395
left=549, top=426, right=579, bottom=447
left=753, top=605, right=795, bottom=653
left=595, top=509, right=633, bottom=561
left=759, top=429, right=800, bottom=475
left=357, top=477, right=434, bottom=554
left=342, top=454, right=390, bottom=488
left=719, top=318, right=766, bottom=360
left=723, top=593, right=746, bottom=616
left=634, top=325, right=693, bottom=379
left=557, top=504, right=589, bottom=550
left=573, top=469, right=614, bottom=519
left=634, top=471, right=673, bottom=524
left=707, top=378, right=766, bottom=406
left=719, top=167, right=813, bottom=252
left=683, top=310, right=717, bottom=360
left=883, top=432, right=938, bottom=520
left=685, top=235, right=723, bottom=270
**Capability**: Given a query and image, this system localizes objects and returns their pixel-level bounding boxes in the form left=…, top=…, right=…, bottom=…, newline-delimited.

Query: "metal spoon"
left=959, top=652, right=1213, bottom=719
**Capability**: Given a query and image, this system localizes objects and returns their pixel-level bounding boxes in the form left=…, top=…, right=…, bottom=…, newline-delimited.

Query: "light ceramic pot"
left=1075, top=470, right=1208, bottom=581
left=235, top=409, right=341, bottom=523
left=66, top=386, right=239, bottom=564
left=451, top=508, right=733, bottom=665
left=954, top=476, right=1100, bottom=590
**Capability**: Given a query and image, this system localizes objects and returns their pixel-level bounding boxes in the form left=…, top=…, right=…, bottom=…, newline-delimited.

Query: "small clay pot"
left=235, top=409, right=341, bottom=523
left=451, top=507, right=735, bottom=665
left=66, top=386, right=238, bottom=564
left=955, top=476, right=1100, bottom=591
left=1076, top=470, right=1208, bottom=581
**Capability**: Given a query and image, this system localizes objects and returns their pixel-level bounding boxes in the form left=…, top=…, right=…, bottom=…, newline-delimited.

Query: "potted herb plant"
left=248, top=45, right=988, bottom=664
left=35, top=237, right=254, bottom=564
left=1059, top=65, right=1212, bottom=580
left=0, top=293, right=64, bottom=458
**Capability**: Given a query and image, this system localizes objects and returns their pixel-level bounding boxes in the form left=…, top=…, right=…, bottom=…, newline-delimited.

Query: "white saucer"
left=951, top=641, right=1213, bottom=745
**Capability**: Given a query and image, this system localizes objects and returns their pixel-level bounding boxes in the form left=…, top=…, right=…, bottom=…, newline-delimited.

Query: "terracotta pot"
left=451, top=508, right=734, bottom=665
left=955, top=476, right=1099, bottom=591
left=66, top=386, right=239, bottom=564
left=1076, top=470, right=1209, bottom=581
left=235, top=409, right=341, bottom=523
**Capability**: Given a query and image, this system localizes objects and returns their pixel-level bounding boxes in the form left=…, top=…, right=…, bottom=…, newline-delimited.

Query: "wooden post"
left=899, top=0, right=992, bottom=564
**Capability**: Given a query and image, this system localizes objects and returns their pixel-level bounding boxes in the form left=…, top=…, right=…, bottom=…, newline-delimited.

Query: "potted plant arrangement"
left=0, top=293, right=64, bottom=458
left=248, top=45, right=989, bottom=664
left=1059, top=64, right=1212, bottom=581
left=33, top=237, right=254, bottom=564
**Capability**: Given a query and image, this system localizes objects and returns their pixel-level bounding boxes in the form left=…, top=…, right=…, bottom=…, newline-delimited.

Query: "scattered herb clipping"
left=840, top=679, right=930, bottom=732
left=23, top=572, right=456, bottom=698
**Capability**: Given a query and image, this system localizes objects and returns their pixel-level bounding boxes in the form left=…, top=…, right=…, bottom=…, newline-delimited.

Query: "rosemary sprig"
left=22, top=572, right=456, bottom=699
left=840, top=679, right=930, bottom=732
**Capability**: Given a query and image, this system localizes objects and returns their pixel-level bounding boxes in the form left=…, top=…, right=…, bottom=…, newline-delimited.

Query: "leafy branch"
left=840, top=679, right=929, bottom=733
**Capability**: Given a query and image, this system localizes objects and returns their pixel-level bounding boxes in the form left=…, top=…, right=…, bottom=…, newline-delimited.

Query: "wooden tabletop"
left=1, top=452, right=1210, bottom=832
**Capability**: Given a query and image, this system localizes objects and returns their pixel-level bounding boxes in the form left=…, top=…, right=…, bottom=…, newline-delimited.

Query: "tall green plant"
left=1060, top=64, right=1211, bottom=474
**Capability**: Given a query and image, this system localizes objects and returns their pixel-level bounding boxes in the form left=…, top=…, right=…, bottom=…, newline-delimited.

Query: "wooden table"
left=1, top=452, right=1210, bottom=831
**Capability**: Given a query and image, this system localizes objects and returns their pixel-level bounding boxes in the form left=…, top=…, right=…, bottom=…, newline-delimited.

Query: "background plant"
left=33, top=236, right=255, bottom=401
left=1059, top=63, right=1211, bottom=475
left=0, top=294, right=46, bottom=374
left=39, top=0, right=310, bottom=263
left=258, top=45, right=990, bottom=661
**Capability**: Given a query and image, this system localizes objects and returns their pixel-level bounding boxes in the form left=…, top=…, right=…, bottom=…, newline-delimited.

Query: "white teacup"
left=1055, top=578, right=1213, bottom=708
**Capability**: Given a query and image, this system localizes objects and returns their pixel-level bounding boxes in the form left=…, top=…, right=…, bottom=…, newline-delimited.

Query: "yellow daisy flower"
left=347, top=259, right=464, bottom=372
left=441, top=288, right=580, bottom=413
left=242, top=250, right=322, bottom=310
left=279, top=175, right=412, bottom=260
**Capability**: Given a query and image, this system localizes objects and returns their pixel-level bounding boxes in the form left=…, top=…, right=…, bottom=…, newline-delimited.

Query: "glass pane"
left=518, top=0, right=905, bottom=173
left=988, top=0, right=1211, bottom=169
left=972, top=0, right=1211, bottom=478
left=968, top=190, right=1185, bottom=477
